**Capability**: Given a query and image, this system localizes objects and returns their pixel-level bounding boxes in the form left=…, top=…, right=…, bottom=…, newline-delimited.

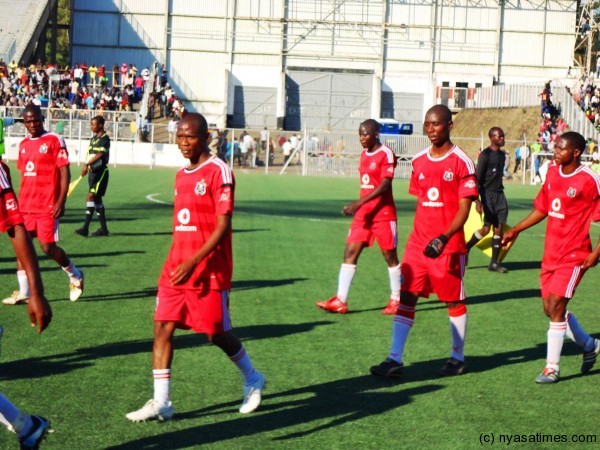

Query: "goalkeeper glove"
left=423, top=235, right=449, bottom=258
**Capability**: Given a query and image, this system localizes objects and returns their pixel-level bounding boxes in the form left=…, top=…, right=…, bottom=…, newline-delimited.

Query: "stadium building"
left=67, top=0, right=577, bottom=131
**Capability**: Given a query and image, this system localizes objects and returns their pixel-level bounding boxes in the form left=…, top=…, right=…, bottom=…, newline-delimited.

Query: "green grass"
left=1, top=165, right=599, bottom=449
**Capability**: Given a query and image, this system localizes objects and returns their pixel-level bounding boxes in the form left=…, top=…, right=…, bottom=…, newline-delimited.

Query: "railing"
left=473, top=83, right=544, bottom=109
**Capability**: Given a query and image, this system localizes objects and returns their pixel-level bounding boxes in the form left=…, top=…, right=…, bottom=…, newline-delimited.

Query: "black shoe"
left=91, top=228, right=109, bottom=237
left=370, top=358, right=404, bottom=378
left=74, top=228, right=88, bottom=237
left=439, top=358, right=466, bottom=376
left=488, top=262, right=508, bottom=273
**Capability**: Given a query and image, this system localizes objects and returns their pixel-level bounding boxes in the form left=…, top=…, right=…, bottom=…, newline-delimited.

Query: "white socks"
left=153, top=369, right=171, bottom=406
left=388, top=264, right=401, bottom=301
left=336, top=264, right=356, bottom=303
left=17, top=270, right=30, bottom=297
left=546, top=321, right=567, bottom=371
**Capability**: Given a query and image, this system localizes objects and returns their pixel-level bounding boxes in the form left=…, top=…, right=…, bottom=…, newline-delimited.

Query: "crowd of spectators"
left=0, top=58, right=155, bottom=117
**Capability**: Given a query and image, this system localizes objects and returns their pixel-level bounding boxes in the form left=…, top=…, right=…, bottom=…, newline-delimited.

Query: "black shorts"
left=481, top=190, right=508, bottom=227
left=89, top=168, right=109, bottom=197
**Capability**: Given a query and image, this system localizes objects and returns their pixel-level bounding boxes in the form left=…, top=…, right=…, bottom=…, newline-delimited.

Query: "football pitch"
left=1, top=164, right=599, bottom=449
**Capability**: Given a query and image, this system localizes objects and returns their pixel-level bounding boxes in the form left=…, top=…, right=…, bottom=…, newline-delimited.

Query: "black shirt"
left=476, top=146, right=505, bottom=193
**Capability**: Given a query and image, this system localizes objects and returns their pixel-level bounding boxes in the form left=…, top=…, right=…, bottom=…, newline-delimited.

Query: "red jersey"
left=17, top=132, right=69, bottom=214
left=159, top=156, right=235, bottom=290
left=533, top=164, right=600, bottom=267
left=407, top=145, right=478, bottom=254
left=0, top=161, right=23, bottom=232
left=355, top=144, right=397, bottom=222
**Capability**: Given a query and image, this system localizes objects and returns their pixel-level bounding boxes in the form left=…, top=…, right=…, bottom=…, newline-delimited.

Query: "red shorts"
left=0, top=191, right=24, bottom=232
left=347, top=219, right=397, bottom=250
left=23, top=212, right=59, bottom=243
left=401, top=245, right=466, bottom=302
left=155, top=285, right=232, bottom=334
left=540, top=264, right=586, bottom=299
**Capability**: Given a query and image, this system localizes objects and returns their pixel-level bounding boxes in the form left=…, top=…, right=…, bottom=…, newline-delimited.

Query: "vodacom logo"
left=24, top=161, right=36, bottom=177
left=551, top=198, right=561, bottom=212
left=177, top=208, right=190, bottom=224
left=175, top=208, right=197, bottom=232
left=427, top=187, right=439, bottom=201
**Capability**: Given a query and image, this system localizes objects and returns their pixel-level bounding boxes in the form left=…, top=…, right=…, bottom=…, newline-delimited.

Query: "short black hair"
left=92, top=115, right=105, bottom=126
left=180, top=112, right=208, bottom=136
left=427, top=104, right=452, bottom=122
left=561, top=131, right=586, bottom=153
left=360, top=118, right=380, bottom=134
left=23, top=104, right=43, bottom=119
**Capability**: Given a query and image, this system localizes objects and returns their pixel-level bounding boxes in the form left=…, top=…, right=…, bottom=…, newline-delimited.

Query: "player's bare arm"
left=502, top=208, right=547, bottom=247
left=6, top=224, right=52, bottom=333
left=342, top=177, right=392, bottom=216
left=581, top=237, right=600, bottom=270
left=53, top=164, right=71, bottom=219
left=170, top=214, right=231, bottom=285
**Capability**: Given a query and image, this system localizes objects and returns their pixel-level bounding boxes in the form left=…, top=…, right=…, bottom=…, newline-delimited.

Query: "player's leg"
left=75, top=190, right=96, bottom=237
left=92, top=170, right=110, bottom=236
left=440, top=301, right=468, bottom=376
left=466, top=224, right=489, bottom=252
left=488, top=193, right=508, bottom=273
left=38, top=237, right=84, bottom=302
left=537, top=293, right=568, bottom=383
left=370, top=290, right=418, bottom=378
left=435, top=253, right=468, bottom=375
left=316, top=240, right=365, bottom=313
left=377, top=220, right=401, bottom=314
left=126, top=320, right=176, bottom=422
left=2, top=215, right=39, bottom=305
left=210, top=331, right=266, bottom=414
left=201, top=290, right=264, bottom=413
left=2, top=258, right=30, bottom=305
left=565, top=311, right=600, bottom=373
left=0, top=393, right=50, bottom=448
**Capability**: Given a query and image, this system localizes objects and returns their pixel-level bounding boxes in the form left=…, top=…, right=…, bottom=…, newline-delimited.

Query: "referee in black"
left=75, top=116, right=110, bottom=237
left=466, top=127, right=509, bottom=273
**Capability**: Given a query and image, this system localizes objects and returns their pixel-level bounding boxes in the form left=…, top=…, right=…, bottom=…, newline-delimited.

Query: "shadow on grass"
left=232, top=278, right=308, bottom=291
left=349, top=289, right=541, bottom=315
left=107, top=378, right=443, bottom=449
left=468, top=260, right=541, bottom=271
left=0, top=321, right=334, bottom=381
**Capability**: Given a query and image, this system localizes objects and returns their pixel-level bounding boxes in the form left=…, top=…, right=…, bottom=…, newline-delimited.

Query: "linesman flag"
left=67, top=175, right=83, bottom=197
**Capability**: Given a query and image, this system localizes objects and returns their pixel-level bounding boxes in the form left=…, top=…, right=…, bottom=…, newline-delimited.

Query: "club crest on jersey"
left=443, top=170, right=454, bottom=181
left=195, top=180, right=206, bottom=196
left=567, top=187, right=576, bottom=198
left=39, top=144, right=48, bottom=154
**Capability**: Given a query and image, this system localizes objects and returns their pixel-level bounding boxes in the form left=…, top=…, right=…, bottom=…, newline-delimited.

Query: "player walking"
left=75, top=115, right=110, bottom=237
left=465, top=127, right=510, bottom=273
left=502, top=131, right=600, bottom=384
left=2, top=105, right=84, bottom=305
left=371, top=105, right=478, bottom=378
left=316, top=118, right=401, bottom=315
left=0, top=159, right=52, bottom=448
left=127, top=113, right=265, bottom=422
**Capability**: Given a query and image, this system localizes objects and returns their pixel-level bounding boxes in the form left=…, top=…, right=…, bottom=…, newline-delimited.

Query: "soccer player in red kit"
left=2, top=105, right=84, bottom=305
left=0, top=160, right=53, bottom=448
left=371, top=105, right=478, bottom=378
left=127, top=113, right=265, bottom=422
left=316, top=118, right=401, bottom=315
left=502, top=131, right=600, bottom=384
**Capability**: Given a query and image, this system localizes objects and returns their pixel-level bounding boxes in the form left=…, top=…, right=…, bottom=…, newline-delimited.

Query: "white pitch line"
left=146, top=193, right=173, bottom=205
